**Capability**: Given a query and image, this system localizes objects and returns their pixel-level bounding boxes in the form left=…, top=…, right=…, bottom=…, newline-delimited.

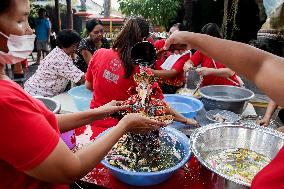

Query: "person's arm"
left=85, top=80, right=93, bottom=91
left=183, top=60, right=194, bottom=72
left=85, top=56, right=94, bottom=91
left=257, top=100, right=278, bottom=127
left=166, top=102, right=197, bottom=125
left=165, top=32, right=284, bottom=107
left=56, top=100, right=126, bottom=132
left=57, top=59, right=85, bottom=86
left=151, top=69, right=179, bottom=79
left=76, top=75, right=85, bottom=85
left=196, top=67, right=235, bottom=78
left=26, top=113, right=165, bottom=184
left=81, top=49, right=93, bottom=65
left=46, top=19, right=51, bottom=43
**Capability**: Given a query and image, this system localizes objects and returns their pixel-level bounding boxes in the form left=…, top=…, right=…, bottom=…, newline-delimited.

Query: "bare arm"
left=56, top=101, right=126, bottom=132
left=165, top=32, right=284, bottom=107
left=85, top=80, right=93, bottom=91
left=197, top=67, right=235, bottom=78
left=166, top=102, right=197, bottom=125
left=151, top=69, right=179, bottom=79
left=75, top=75, right=85, bottom=85
left=257, top=100, right=278, bottom=127
left=81, top=50, right=93, bottom=65
left=48, top=28, right=51, bottom=42
left=26, top=114, right=165, bottom=184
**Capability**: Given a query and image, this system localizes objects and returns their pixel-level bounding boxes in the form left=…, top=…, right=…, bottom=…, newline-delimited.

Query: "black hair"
left=56, top=29, right=81, bottom=48
left=86, top=18, right=103, bottom=33
left=0, top=0, right=12, bottom=14
left=113, top=17, right=149, bottom=78
left=38, top=8, right=47, bottom=15
left=201, top=23, right=223, bottom=38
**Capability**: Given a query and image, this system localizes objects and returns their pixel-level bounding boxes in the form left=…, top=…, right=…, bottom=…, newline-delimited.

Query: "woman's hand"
left=164, top=31, right=193, bottom=51
left=196, top=67, right=215, bottom=76
left=183, top=60, right=194, bottom=72
left=182, top=118, right=198, bottom=125
left=119, top=113, right=166, bottom=133
left=257, top=116, right=270, bottom=127
left=95, top=100, right=129, bottom=118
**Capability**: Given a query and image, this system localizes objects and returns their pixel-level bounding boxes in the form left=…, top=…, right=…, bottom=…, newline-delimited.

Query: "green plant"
left=118, top=0, right=182, bottom=28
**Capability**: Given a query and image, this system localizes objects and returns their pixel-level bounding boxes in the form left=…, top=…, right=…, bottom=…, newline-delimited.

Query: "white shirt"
left=24, top=47, right=84, bottom=97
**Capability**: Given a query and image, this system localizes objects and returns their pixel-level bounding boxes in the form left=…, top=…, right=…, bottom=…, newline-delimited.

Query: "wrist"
left=117, top=118, right=129, bottom=133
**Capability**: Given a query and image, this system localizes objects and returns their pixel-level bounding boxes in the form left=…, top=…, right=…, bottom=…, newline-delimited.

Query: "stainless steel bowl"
left=199, top=85, right=254, bottom=114
left=190, top=123, right=284, bottom=189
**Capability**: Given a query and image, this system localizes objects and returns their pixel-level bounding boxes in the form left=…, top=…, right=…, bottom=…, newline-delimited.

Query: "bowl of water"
left=98, top=127, right=191, bottom=186
left=199, top=85, right=254, bottom=114
left=68, top=85, right=93, bottom=111
left=190, top=123, right=284, bottom=188
left=164, top=94, right=203, bottom=118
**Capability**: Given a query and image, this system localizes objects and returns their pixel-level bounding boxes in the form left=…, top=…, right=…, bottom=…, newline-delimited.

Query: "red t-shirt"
left=154, top=39, right=168, bottom=70
left=251, top=146, right=284, bottom=189
left=190, top=51, right=239, bottom=86
left=154, top=39, right=188, bottom=87
left=0, top=80, right=67, bottom=189
left=86, top=48, right=139, bottom=136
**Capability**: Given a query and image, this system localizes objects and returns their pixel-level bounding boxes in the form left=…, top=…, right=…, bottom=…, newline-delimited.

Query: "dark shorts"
left=36, top=40, right=50, bottom=52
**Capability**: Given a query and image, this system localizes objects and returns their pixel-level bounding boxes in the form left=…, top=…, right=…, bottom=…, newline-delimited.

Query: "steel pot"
left=189, top=123, right=284, bottom=189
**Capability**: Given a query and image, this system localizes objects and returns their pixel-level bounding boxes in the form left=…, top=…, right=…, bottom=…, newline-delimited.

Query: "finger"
left=114, top=105, right=129, bottom=110
left=148, top=120, right=167, bottom=127
left=115, top=100, right=125, bottom=106
left=164, top=37, right=175, bottom=50
left=187, top=118, right=198, bottom=125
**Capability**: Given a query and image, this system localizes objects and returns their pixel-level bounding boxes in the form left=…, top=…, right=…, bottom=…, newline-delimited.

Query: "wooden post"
left=66, top=0, right=73, bottom=29
left=54, top=0, right=61, bottom=32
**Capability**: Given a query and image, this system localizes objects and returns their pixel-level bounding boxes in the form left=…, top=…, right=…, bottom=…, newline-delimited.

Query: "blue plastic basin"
left=164, top=94, right=203, bottom=118
left=98, top=127, right=191, bottom=186
left=68, top=85, right=93, bottom=111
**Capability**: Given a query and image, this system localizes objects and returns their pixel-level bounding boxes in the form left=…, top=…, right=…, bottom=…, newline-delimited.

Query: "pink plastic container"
left=60, top=129, right=76, bottom=150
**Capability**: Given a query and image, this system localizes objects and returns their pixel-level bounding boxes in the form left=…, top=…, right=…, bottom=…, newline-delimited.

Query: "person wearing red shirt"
left=85, top=18, right=196, bottom=137
left=85, top=48, right=141, bottom=136
left=0, top=2, right=166, bottom=188
left=153, top=23, right=190, bottom=94
left=183, top=23, right=240, bottom=87
left=164, top=30, right=284, bottom=189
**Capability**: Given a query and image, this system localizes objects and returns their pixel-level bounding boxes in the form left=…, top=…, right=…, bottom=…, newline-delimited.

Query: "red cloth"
left=21, top=59, right=28, bottom=67
left=0, top=80, right=67, bottom=189
left=146, top=36, right=155, bottom=44
left=86, top=48, right=139, bottom=137
left=251, top=146, right=284, bottom=189
left=154, top=39, right=166, bottom=50
left=154, top=39, right=168, bottom=70
left=190, top=51, right=239, bottom=86
left=154, top=39, right=188, bottom=87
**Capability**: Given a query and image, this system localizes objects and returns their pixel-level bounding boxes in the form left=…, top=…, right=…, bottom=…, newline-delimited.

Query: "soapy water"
left=205, top=148, right=270, bottom=185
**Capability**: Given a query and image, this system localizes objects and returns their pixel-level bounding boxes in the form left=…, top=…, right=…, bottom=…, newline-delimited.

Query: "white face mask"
left=0, top=32, right=35, bottom=64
